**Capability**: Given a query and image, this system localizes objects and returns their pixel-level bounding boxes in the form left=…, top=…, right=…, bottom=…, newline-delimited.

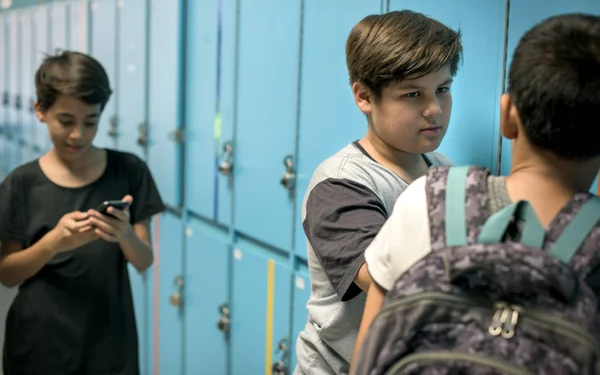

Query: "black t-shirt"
left=0, top=149, right=165, bottom=375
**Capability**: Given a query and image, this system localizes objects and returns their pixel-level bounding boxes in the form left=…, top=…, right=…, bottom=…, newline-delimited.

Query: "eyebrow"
left=56, top=112, right=100, bottom=119
left=400, top=78, right=454, bottom=90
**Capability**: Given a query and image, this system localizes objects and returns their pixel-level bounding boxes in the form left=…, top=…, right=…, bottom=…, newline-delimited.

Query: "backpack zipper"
left=377, top=291, right=600, bottom=352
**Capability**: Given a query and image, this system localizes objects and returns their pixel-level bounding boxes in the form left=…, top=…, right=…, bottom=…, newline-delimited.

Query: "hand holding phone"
left=96, top=200, right=131, bottom=216
left=89, top=196, right=134, bottom=243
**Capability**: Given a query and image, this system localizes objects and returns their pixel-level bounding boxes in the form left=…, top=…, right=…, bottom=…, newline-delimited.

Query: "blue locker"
left=31, top=5, right=49, bottom=158
left=290, top=268, right=311, bottom=371
left=184, top=0, right=218, bottom=220
left=593, top=176, right=598, bottom=196
left=19, top=9, right=35, bottom=164
left=293, top=0, right=382, bottom=259
left=499, top=0, right=600, bottom=185
left=229, top=244, right=292, bottom=375
left=389, top=0, right=506, bottom=171
left=7, top=13, right=21, bottom=172
left=184, top=218, right=229, bottom=375
left=233, top=0, right=301, bottom=252
left=146, top=0, right=184, bottom=209
left=215, top=0, right=237, bottom=227
left=49, top=2, right=67, bottom=53
left=116, top=0, right=148, bottom=159
left=67, top=1, right=87, bottom=53
left=156, top=211, right=184, bottom=375
left=88, top=0, right=117, bottom=150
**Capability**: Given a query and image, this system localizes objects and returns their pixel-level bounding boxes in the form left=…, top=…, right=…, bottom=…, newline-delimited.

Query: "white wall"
left=0, top=286, right=16, bottom=375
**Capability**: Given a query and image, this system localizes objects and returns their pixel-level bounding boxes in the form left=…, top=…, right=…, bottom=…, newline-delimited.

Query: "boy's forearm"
left=118, top=230, right=153, bottom=272
left=0, top=236, right=56, bottom=287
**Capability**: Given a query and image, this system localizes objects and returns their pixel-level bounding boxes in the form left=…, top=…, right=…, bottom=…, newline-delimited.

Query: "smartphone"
left=96, top=200, right=130, bottom=215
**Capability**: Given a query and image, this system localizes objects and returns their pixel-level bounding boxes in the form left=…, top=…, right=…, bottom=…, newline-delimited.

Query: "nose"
left=70, top=124, right=85, bottom=141
left=423, top=98, right=442, bottom=118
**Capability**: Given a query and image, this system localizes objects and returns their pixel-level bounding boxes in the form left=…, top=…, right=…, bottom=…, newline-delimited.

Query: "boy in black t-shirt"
left=0, top=51, right=165, bottom=375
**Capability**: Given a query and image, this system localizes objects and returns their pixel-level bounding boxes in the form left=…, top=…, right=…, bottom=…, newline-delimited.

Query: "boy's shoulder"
left=0, top=159, right=43, bottom=192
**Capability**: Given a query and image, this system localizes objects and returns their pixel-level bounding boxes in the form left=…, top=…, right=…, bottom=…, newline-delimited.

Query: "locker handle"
left=29, top=98, right=35, bottom=113
left=14, top=94, right=21, bottom=110
left=137, top=122, right=148, bottom=146
left=107, top=115, right=118, bottom=138
left=218, top=141, right=234, bottom=176
left=2, top=92, right=8, bottom=106
left=280, top=154, right=296, bottom=190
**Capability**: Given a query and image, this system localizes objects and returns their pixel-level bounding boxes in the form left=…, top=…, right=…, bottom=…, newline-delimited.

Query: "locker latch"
left=218, top=141, right=234, bottom=176
left=280, top=154, right=296, bottom=190
left=14, top=94, right=21, bottom=110
left=137, top=122, right=148, bottom=147
left=107, top=115, right=118, bottom=138
left=217, top=303, right=231, bottom=335
left=272, top=337, right=289, bottom=375
left=168, top=128, right=184, bottom=144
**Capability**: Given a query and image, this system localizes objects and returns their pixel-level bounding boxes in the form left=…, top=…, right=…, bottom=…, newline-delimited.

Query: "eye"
left=437, top=87, right=450, bottom=94
left=59, top=120, right=73, bottom=127
left=405, top=91, right=420, bottom=98
left=85, top=122, right=98, bottom=128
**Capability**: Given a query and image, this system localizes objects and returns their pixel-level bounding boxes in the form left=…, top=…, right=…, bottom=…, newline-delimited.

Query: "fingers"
left=121, top=195, right=133, bottom=211
left=94, top=228, right=118, bottom=242
left=68, top=211, right=90, bottom=221
left=106, top=206, right=130, bottom=221
left=67, top=217, right=93, bottom=232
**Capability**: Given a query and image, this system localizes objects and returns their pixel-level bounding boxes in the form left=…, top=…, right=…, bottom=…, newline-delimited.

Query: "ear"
left=352, top=81, right=373, bottom=116
left=500, top=93, right=519, bottom=140
left=34, top=101, right=46, bottom=123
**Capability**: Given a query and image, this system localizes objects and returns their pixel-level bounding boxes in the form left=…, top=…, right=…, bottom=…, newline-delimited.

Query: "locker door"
left=233, top=0, right=301, bottom=252
left=389, top=0, right=506, bottom=171
left=215, top=0, right=237, bottom=227
left=19, top=10, right=35, bottom=163
left=88, top=0, right=118, bottom=150
left=146, top=0, right=184, bottom=209
left=293, top=0, right=382, bottom=260
left=7, top=12, right=21, bottom=172
left=154, top=211, right=184, bottom=375
left=68, top=0, right=89, bottom=53
left=31, top=5, right=49, bottom=158
left=184, top=0, right=218, bottom=220
left=498, top=0, right=600, bottom=185
left=116, top=0, right=148, bottom=159
left=183, top=219, right=229, bottom=375
left=230, top=245, right=292, bottom=375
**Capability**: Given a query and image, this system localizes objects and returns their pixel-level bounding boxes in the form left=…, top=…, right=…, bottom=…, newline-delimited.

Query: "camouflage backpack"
left=352, top=165, right=600, bottom=375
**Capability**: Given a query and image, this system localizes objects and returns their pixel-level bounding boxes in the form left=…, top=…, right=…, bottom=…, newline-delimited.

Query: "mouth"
left=65, top=145, right=85, bottom=153
left=420, top=126, right=443, bottom=136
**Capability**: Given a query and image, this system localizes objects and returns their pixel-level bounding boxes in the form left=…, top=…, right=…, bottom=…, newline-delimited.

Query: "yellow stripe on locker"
left=265, top=259, right=275, bottom=375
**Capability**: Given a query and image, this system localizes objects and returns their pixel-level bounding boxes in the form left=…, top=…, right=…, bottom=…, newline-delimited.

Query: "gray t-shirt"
left=293, top=141, right=451, bottom=375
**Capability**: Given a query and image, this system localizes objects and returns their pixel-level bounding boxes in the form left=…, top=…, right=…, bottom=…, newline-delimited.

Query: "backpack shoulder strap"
left=425, top=165, right=491, bottom=252
left=545, top=193, right=600, bottom=271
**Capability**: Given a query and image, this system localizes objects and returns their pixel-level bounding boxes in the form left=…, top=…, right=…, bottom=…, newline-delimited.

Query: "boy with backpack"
left=351, top=13, right=600, bottom=375
left=293, top=10, right=462, bottom=375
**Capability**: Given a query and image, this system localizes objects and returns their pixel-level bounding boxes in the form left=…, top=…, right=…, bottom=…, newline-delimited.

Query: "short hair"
left=35, top=50, right=112, bottom=112
left=507, top=13, right=600, bottom=161
left=345, top=10, right=463, bottom=99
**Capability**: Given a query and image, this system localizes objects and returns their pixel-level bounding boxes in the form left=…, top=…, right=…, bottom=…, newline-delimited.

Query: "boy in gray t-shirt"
left=293, top=10, right=463, bottom=375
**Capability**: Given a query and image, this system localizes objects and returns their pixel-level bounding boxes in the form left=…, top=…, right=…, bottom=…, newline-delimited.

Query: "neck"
left=361, top=132, right=424, bottom=169
left=505, top=152, right=599, bottom=226
left=49, top=146, right=98, bottom=173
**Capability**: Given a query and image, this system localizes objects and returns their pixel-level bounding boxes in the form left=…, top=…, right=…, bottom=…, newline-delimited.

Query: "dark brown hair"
left=35, top=50, right=112, bottom=112
left=508, top=13, right=600, bottom=160
left=346, top=10, right=463, bottom=99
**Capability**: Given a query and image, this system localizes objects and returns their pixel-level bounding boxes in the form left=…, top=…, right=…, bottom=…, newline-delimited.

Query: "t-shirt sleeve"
left=364, top=176, right=432, bottom=291
left=303, top=178, right=387, bottom=301
left=0, top=178, right=27, bottom=246
left=129, top=158, right=166, bottom=224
